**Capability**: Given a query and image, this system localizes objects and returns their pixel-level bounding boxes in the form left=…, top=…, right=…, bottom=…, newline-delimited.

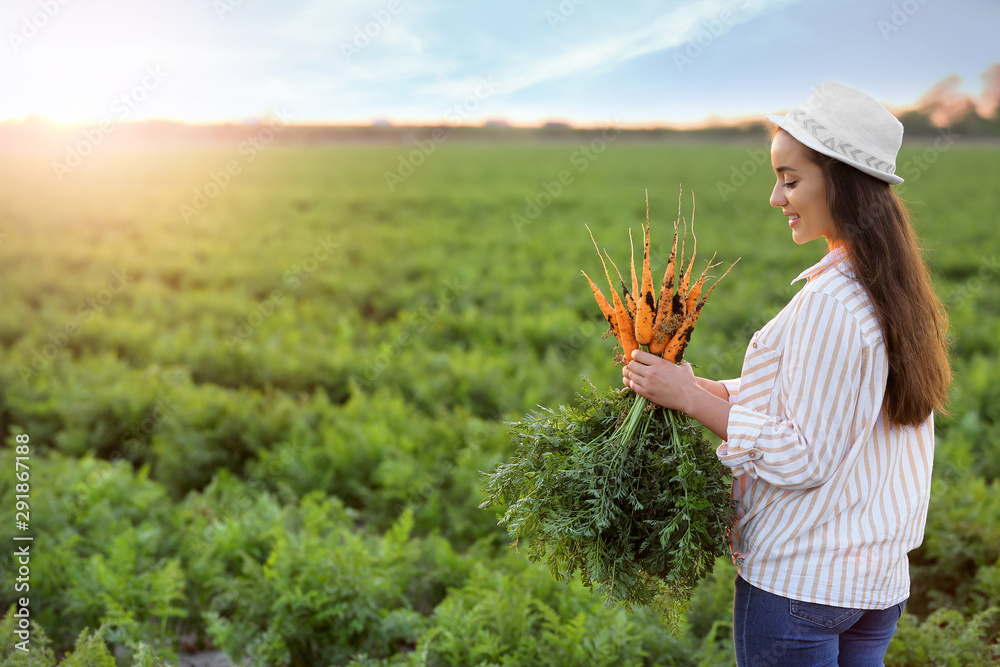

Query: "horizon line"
left=0, top=105, right=954, bottom=133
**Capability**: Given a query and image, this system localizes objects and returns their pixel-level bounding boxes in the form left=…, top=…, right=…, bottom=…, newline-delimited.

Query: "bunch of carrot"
left=582, top=189, right=737, bottom=365
left=481, top=190, right=740, bottom=627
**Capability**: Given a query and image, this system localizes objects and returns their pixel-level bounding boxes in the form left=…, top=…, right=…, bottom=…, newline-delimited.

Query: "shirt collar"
left=791, top=244, right=849, bottom=284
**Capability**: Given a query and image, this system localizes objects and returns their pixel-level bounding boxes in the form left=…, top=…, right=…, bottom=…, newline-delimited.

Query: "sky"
left=1, top=0, right=997, bottom=127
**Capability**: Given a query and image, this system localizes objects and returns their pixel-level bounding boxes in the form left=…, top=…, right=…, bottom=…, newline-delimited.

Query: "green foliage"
left=58, top=630, right=117, bottom=667
left=1, top=604, right=57, bottom=666
left=677, top=558, right=738, bottom=666
left=910, top=475, right=1000, bottom=615
left=934, top=353, right=1000, bottom=482
left=886, top=607, right=1000, bottom=666
left=245, top=388, right=509, bottom=548
left=0, top=604, right=171, bottom=667
left=413, top=555, right=690, bottom=667
left=482, top=381, right=734, bottom=632
left=0, top=450, right=183, bottom=654
left=0, top=143, right=997, bottom=662
left=198, top=492, right=471, bottom=666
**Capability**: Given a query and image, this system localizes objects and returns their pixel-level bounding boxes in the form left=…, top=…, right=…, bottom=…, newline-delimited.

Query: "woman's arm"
left=683, top=383, right=733, bottom=441
left=696, top=377, right=731, bottom=402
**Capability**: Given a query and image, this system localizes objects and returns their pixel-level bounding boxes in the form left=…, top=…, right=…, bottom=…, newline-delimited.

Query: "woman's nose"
left=769, top=181, right=786, bottom=208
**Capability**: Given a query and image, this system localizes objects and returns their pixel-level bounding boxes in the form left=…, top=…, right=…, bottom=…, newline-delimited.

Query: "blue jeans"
left=733, top=576, right=906, bottom=667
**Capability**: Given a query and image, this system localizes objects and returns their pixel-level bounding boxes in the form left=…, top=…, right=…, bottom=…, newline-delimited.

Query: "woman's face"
left=769, top=129, right=836, bottom=246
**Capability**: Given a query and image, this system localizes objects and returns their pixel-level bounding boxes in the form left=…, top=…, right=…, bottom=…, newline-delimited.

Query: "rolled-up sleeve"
left=717, top=291, right=875, bottom=489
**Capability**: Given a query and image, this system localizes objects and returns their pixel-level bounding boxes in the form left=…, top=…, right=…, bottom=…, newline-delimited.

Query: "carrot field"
left=1, top=137, right=999, bottom=665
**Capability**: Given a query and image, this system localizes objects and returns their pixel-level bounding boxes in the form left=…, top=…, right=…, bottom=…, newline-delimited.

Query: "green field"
left=1, top=138, right=999, bottom=665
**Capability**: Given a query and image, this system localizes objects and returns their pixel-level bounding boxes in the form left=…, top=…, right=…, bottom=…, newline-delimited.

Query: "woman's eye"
left=784, top=181, right=797, bottom=189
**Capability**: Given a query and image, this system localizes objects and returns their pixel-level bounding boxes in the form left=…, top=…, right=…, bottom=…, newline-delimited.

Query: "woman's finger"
left=627, top=361, right=647, bottom=377
left=630, top=348, right=658, bottom=365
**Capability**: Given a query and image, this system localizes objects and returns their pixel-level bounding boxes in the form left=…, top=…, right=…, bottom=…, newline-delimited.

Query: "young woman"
left=622, top=82, right=951, bottom=666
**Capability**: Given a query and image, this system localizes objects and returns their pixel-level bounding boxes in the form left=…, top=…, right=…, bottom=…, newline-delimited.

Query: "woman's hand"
left=622, top=349, right=699, bottom=413
left=623, top=349, right=734, bottom=440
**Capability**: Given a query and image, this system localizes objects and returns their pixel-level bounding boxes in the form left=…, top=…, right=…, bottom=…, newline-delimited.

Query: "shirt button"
left=752, top=342, right=758, bottom=349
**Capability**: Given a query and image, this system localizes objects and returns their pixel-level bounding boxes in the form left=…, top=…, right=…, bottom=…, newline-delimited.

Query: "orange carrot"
left=605, top=250, right=636, bottom=320
left=678, top=215, right=697, bottom=316
left=623, top=285, right=636, bottom=319
left=662, top=315, right=699, bottom=363
left=649, top=327, right=668, bottom=357
left=663, top=258, right=739, bottom=363
left=685, top=253, right=719, bottom=316
left=584, top=190, right=735, bottom=367
left=629, top=228, right=639, bottom=307
left=661, top=316, right=695, bottom=363
left=604, top=251, right=638, bottom=362
left=648, top=313, right=681, bottom=356
left=653, top=218, right=679, bottom=330
left=582, top=270, right=620, bottom=341
left=586, top=224, right=637, bottom=361
left=616, top=299, right=639, bottom=363
left=635, top=192, right=656, bottom=345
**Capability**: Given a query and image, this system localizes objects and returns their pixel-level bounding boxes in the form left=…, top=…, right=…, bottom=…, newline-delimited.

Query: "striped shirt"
left=715, top=245, right=934, bottom=609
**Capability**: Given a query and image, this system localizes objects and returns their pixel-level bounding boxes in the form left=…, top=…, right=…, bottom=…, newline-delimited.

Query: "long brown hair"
left=771, top=127, right=951, bottom=426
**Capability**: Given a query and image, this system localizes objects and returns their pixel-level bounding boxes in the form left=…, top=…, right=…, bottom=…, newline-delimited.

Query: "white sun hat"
left=766, top=81, right=904, bottom=185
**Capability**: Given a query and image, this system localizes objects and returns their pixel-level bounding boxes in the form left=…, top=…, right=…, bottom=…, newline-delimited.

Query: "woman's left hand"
left=623, top=349, right=699, bottom=413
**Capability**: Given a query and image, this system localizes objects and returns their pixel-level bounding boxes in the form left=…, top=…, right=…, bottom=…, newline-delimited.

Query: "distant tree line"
left=3, top=65, right=997, bottom=149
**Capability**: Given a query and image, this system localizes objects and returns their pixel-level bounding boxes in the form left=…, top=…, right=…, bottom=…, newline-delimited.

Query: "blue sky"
left=1, top=0, right=997, bottom=125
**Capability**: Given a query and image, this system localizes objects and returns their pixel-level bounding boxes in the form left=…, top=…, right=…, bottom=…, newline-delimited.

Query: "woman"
left=623, top=82, right=951, bottom=666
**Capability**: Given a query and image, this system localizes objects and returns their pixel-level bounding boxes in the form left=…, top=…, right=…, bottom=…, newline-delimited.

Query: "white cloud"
left=492, top=0, right=792, bottom=95
left=242, top=0, right=799, bottom=122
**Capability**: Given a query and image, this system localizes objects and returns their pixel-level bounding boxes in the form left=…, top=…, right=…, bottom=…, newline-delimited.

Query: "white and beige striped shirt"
left=716, top=245, right=934, bottom=609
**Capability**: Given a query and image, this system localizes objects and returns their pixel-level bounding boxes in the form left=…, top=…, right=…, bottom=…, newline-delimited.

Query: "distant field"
left=1, top=141, right=998, bottom=665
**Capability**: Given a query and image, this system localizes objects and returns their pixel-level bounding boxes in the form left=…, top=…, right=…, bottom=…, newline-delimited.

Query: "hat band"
left=787, top=108, right=897, bottom=178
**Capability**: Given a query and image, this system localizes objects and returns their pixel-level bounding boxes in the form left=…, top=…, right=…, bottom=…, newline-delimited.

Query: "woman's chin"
left=790, top=229, right=821, bottom=246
